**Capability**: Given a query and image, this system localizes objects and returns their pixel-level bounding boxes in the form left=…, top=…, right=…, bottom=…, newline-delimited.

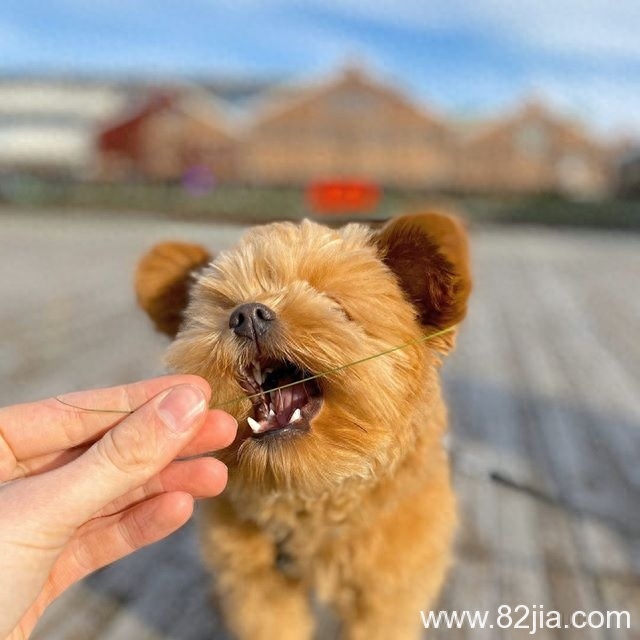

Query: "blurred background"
left=1, top=0, right=640, bottom=222
left=1, top=1, right=638, bottom=638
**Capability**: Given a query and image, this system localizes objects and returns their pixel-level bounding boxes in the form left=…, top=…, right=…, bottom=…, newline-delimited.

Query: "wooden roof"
left=246, top=64, right=450, bottom=133
left=98, top=88, right=234, bottom=151
left=466, top=99, right=602, bottom=150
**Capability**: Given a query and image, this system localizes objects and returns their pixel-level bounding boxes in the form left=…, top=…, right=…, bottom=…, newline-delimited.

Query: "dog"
left=135, top=212, right=471, bottom=639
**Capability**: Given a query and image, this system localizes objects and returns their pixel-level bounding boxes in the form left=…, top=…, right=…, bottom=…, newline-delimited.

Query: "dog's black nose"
left=229, top=303, right=276, bottom=340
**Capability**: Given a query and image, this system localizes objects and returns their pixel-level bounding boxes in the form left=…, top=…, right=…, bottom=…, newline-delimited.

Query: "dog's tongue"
left=272, top=381, right=308, bottom=426
left=248, top=369, right=319, bottom=436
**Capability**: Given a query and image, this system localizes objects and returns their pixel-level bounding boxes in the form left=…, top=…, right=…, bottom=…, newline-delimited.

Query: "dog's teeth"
left=252, top=362, right=263, bottom=385
left=247, top=417, right=263, bottom=433
left=268, top=407, right=276, bottom=418
left=290, top=408, right=302, bottom=423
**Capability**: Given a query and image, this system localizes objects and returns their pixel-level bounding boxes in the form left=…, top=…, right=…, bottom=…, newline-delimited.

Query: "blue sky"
left=1, top=0, right=639, bottom=136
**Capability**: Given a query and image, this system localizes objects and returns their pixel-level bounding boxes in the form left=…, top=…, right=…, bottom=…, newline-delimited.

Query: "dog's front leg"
left=333, top=558, right=451, bottom=640
left=336, top=581, right=440, bottom=640
left=198, top=499, right=314, bottom=640
left=330, top=486, right=456, bottom=640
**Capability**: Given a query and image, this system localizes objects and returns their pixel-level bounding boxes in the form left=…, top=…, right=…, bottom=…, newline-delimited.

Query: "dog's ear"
left=374, top=212, right=471, bottom=330
left=135, top=241, right=211, bottom=337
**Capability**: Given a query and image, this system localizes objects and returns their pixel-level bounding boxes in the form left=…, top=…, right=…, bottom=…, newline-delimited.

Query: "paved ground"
left=1, top=209, right=639, bottom=639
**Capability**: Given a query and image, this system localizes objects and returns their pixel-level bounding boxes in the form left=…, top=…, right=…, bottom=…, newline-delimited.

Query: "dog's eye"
left=324, top=294, right=353, bottom=321
left=208, top=291, right=238, bottom=310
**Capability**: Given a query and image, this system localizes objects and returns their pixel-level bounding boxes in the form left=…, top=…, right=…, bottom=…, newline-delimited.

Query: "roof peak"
left=338, top=58, right=370, bottom=82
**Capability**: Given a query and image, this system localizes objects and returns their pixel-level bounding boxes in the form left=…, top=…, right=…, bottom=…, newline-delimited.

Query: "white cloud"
left=305, top=0, right=640, bottom=61
left=287, top=0, right=640, bottom=135
left=1, top=1, right=638, bottom=137
left=529, top=73, right=640, bottom=137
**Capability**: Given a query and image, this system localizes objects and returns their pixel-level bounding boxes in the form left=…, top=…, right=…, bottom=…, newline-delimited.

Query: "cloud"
left=529, top=73, right=640, bottom=137
left=285, top=0, right=640, bottom=135
left=0, top=0, right=638, bottom=136
left=305, top=0, right=640, bottom=62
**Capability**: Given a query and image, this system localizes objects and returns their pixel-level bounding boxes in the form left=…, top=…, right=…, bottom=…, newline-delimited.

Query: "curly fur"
left=135, top=212, right=472, bottom=640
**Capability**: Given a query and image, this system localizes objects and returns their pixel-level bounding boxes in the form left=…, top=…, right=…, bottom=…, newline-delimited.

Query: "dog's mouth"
left=238, top=357, right=323, bottom=438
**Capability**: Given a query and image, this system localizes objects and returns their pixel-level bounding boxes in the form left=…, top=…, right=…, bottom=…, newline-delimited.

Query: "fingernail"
left=157, top=385, right=207, bottom=434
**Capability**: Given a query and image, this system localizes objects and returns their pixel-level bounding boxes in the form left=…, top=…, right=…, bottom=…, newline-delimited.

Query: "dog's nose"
left=229, top=303, right=276, bottom=340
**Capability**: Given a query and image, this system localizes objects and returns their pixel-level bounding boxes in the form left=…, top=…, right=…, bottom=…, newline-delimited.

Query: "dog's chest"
left=258, top=493, right=357, bottom=579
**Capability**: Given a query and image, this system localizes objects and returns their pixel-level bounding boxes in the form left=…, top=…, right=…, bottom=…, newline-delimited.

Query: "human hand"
left=0, top=375, right=237, bottom=640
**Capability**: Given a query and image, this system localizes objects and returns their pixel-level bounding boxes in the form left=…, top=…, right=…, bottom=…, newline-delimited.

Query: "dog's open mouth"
left=239, top=358, right=322, bottom=438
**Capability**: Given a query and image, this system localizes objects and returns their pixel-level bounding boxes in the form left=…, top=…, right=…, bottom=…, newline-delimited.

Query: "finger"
left=18, top=384, right=210, bottom=531
left=9, top=409, right=237, bottom=481
left=178, top=410, right=237, bottom=457
left=0, top=375, right=211, bottom=480
left=93, top=456, right=228, bottom=518
left=8, top=445, right=89, bottom=480
left=40, top=492, right=194, bottom=607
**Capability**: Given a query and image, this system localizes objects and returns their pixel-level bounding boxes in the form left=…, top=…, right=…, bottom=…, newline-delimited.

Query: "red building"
left=97, top=89, right=235, bottom=184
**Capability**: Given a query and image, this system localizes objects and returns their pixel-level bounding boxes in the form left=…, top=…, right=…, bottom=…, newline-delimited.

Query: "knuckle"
left=72, top=536, right=100, bottom=574
left=118, top=507, right=148, bottom=551
left=0, top=426, right=18, bottom=481
left=120, top=384, right=139, bottom=413
left=96, top=418, right=158, bottom=475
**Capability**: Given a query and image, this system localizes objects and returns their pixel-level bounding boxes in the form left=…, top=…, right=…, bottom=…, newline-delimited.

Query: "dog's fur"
left=135, top=213, right=471, bottom=639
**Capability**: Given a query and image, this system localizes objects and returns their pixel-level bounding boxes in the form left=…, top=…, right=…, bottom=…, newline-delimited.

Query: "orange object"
left=307, top=180, right=380, bottom=214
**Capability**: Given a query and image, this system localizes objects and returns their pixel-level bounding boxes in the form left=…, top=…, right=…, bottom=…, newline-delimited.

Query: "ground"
left=1, top=209, right=638, bottom=639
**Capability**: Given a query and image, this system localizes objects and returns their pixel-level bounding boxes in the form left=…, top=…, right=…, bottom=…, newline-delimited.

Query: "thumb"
left=38, top=383, right=208, bottom=528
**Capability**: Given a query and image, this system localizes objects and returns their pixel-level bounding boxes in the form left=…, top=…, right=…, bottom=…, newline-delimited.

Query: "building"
left=0, top=77, right=127, bottom=177
left=0, top=68, right=628, bottom=197
left=97, top=89, right=235, bottom=183
left=455, top=101, right=610, bottom=197
left=238, top=66, right=454, bottom=189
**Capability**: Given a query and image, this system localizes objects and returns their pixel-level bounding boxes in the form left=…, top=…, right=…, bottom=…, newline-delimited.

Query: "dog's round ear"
left=135, top=241, right=212, bottom=337
left=374, top=212, right=472, bottom=330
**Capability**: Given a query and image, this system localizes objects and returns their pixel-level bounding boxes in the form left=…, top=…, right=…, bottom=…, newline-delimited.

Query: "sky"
left=1, top=0, right=639, bottom=137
